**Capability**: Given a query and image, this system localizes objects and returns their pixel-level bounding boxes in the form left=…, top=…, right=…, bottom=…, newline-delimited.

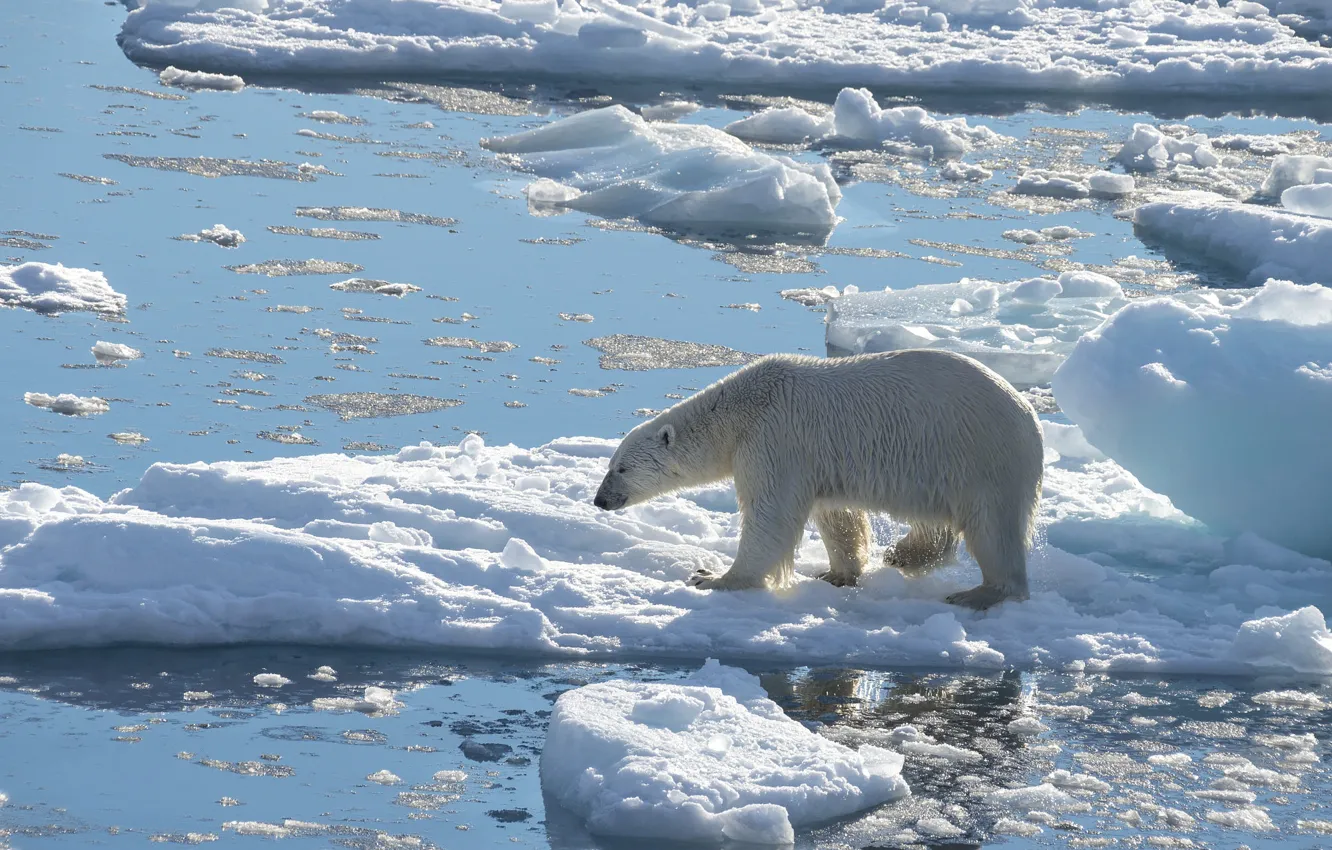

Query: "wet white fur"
left=594, top=350, right=1044, bottom=608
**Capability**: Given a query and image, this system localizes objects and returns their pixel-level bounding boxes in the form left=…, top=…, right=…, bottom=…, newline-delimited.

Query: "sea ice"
left=159, top=66, right=245, bottom=91
left=1258, top=154, right=1332, bottom=197
left=1115, top=123, right=1218, bottom=173
left=540, top=660, right=908, bottom=842
left=24, top=392, right=110, bottom=416
left=92, top=341, right=143, bottom=364
left=178, top=224, right=246, bottom=248
left=1133, top=191, right=1332, bottom=284
left=117, top=0, right=1332, bottom=98
left=483, top=106, right=840, bottom=241
left=0, top=435, right=1326, bottom=675
left=1053, top=280, right=1332, bottom=563
left=0, top=262, right=127, bottom=314
left=824, top=275, right=1128, bottom=387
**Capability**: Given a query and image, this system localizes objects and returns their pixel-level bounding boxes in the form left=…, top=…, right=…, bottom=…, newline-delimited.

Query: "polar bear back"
left=729, top=350, right=1042, bottom=524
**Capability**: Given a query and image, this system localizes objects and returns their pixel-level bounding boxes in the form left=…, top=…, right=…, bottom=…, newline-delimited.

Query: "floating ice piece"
left=1011, top=170, right=1090, bottom=199
left=540, top=660, right=908, bottom=842
left=92, top=341, right=143, bottom=364
left=0, top=262, right=127, bottom=314
left=1054, top=280, right=1332, bottom=564
left=725, top=106, right=833, bottom=145
left=117, top=0, right=1332, bottom=99
left=1115, top=123, right=1218, bottom=173
left=986, top=783, right=1091, bottom=813
left=826, top=88, right=999, bottom=156
left=1229, top=607, right=1332, bottom=676
left=1133, top=192, right=1332, bottom=285
left=24, top=392, right=110, bottom=416
left=1281, top=174, right=1332, bottom=219
left=484, top=106, right=840, bottom=241
left=1259, top=154, right=1332, bottom=197
left=178, top=224, right=246, bottom=248
left=253, top=673, right=291, bottom=687
left=159, top=66, right=245, bottom=91
left=824, top=275, right=1127, bottom=388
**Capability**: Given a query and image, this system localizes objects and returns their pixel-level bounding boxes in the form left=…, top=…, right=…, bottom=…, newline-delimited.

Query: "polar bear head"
left=593, top=420, right=680, bottom=511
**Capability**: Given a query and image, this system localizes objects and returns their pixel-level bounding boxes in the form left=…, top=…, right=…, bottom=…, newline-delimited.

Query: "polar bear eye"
left=617, top=466, right=627, bottom=474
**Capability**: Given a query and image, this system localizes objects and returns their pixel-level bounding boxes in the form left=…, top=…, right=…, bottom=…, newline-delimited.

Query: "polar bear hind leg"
left=814, top=507, right=871, bottom=587
left=945, top=504, right=1031, bottom=609
left=885, top=522, right=959, bottom=576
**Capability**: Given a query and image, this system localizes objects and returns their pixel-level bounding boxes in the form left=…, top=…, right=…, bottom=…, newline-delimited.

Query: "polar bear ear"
left=657, top=424, right=675, bottom=447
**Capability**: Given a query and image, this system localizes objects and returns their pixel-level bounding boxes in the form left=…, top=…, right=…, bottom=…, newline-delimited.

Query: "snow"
left=483, top=106, right=840, bottom=241
left=24, top=392, right=110, bottom=416
left=117, top=0, right=1332, bottom=99
left=159, top=65, right=245, bottom=91
left=178, top=224, right=246, bottom=248
left=0, top=262, right=127, bottom=314
left=1132, top=192, right=1332, bottom=285
left=540, top=660, right=908, bottom=842
left=1053, top=280, right=1332, bottom=563
left=92, top=341, right=143, bottom=364
left=0, top=435, right=1327, bottom=676
left=824, top=275, right=1130, bottom=387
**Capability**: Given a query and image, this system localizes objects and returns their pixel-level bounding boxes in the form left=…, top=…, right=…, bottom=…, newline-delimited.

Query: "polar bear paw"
left=816, top=570, right=858, bottom=588
left=688, top=568, right=763, bottom=591
left=945, top=584, right=1024, bottom=610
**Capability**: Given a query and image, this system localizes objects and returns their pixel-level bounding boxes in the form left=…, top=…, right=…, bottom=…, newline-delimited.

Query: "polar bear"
left=593, top=350, right=1043, bottom=609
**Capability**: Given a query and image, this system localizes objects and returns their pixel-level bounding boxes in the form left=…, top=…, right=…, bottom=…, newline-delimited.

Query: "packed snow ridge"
left=0, top=262, right=127, bottom=314
left=118, top=0, right=1332, bottom=97
left=0, top=433, right=1328, bottom=675
left=542, top=660, right=908, bottom=842
left=483, top=105, right=840, bottom=241
left=1054, top=279, right=1332, bottom=562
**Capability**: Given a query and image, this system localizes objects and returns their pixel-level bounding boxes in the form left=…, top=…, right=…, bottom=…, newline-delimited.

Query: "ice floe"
left=177, top=223, right=246, bottom=248
left=24, top=393, right=111, bottom=416
left=1054, top=280, right=1332, bottom=562
left=0, top=434, right=1327, bottom=676
left=824, top=274, right=1131, bottom=387
left=1133, top=191, right=1332, bottom=284
left=541, top=660, right=907, bottom=842
left=118, top=0, right=1332, bottom=99
left=0, top=262, right=127, bottom=315
left=483, top=105, right=840, bottom=241
left=159, top=65, right=244, bottom=91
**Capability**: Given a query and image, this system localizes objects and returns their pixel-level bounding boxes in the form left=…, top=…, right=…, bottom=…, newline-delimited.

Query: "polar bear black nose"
left=594, top=494, right=610, bottom=510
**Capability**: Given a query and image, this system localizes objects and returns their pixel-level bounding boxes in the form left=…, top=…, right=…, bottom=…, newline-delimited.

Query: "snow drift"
left=1054, top=280, right=1332, bottom=561
left=542, top=660, right=908, bottom=843
left=0, top=434, right=1328, bottom=675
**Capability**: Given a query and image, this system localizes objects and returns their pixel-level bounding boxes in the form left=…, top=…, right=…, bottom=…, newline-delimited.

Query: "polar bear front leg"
left=690, top=494, right=810, bottom=591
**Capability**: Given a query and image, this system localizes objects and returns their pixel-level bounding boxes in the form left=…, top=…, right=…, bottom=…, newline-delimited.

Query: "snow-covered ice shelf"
left=1, top=433, right=1328, bottom=674
left=119, top=0, right=1332, bottom=99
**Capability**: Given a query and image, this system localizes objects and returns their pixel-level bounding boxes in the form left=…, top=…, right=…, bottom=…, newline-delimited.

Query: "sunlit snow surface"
left=121, top=0, right=1332, bottom=97
left=0, top=433, right=1328, bottom=676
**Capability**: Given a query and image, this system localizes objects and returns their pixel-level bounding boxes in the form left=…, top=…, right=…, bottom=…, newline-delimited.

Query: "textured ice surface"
left=824, top=275, right=1129, bottom=387
left=0, top=262, right=126, bottom=315
left=1054, top=280, right=1332, bottom=563
left=24, top=392, right=110, bottom=416
left=541, top=660, right=908, bottom=842
left=1133, top=191, right=1332, bottom=284
left=118, top=0, right=1332, bottom=98
left=158, top=65, right=244, bottom=91
left=0, top=436, right=1326, bottom=675
left=483, top=106, right=841, bottom=241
